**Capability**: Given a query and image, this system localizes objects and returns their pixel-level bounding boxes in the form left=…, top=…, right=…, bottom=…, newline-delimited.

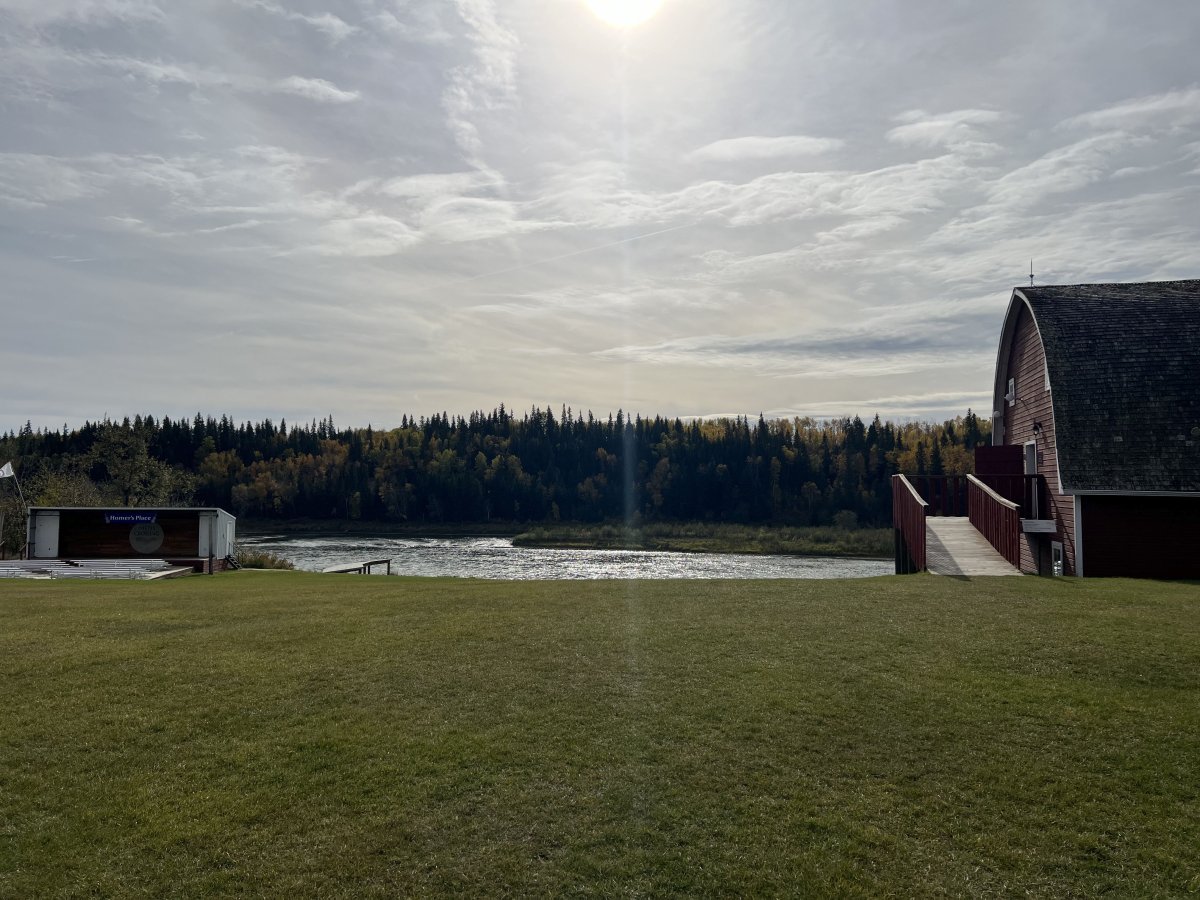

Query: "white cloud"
left=985, top=131, right=1146, bottom=209
left=309, top=214, right=421, bottom=257
left=420, top=196, right=549, bottom=242
left=886, top=109, right=1003, bottom=149
left=369, top=6, right=453, bottom=44
left=1064, top=86, right=1200, bottom=130
left=18, top=49, right=364, bottom=105
left=595, top=331, right=985, bottom=380
left=688, top=135, right=844, bottom=162
left=273, top=76, right=360, bottom=104
left=532, top=149, right=986, bottom=233
left=0, top=153, right=106, bottom=207
left=236, top=0, right=357, bottom=42
left=769, top=391, right=994, bottom=419
left=377, top=171, right=500, bottom=200
left=443, top=0, right=520, bottom=159
left=0, top=0, right=163, bottom=25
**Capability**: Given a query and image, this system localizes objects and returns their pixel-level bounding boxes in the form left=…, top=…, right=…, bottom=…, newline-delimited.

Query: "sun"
left=585, top=0, right=663, bottom=28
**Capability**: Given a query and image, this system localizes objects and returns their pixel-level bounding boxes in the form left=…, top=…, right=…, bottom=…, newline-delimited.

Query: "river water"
left=238, top=535, right=892, bottom=580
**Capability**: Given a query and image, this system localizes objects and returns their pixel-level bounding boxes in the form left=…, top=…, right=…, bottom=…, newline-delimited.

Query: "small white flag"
left=0, top=462, right=13, bottom=478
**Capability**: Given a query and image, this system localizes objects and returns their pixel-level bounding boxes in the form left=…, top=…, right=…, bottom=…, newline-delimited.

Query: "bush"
left=832, top=510, right=859, bottom=530
left=233, top=544, right=294, bottom=570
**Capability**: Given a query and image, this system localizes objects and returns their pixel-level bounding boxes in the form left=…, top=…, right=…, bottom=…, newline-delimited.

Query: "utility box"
left=27, top=507, right=236, bottom=573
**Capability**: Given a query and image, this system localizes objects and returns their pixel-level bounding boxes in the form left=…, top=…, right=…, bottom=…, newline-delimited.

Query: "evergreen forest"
left=0, top=408, right=989, bottom=549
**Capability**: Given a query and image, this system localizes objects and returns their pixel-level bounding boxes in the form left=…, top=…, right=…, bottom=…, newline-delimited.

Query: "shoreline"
left=239, top=520, right=893, bottom=560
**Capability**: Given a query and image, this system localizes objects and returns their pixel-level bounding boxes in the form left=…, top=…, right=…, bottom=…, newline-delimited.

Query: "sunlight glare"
left=585, top=0, right=663, bottom=28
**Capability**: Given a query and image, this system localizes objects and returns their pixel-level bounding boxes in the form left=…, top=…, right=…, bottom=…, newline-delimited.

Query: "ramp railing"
left=967, top=474, right=1021, bottom=567
left=892, top=474, right=928, bottom=573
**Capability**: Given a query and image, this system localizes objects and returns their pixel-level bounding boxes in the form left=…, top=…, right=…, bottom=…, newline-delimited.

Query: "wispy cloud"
left=687, top=135, right=844, bottom=162
left=443, top=0, right=519, bottom=160
left=0, top=0, right=164, bottom=25
left=767, top=391, right=995, bottom=419
left=15, top=48, right=362, bottom=104
left=236, top=0, right=357, bottom=42
left=273, top=75, right=360, bottom=104
left=1064, top=86, right=1200, bottom=130
left=984, top=132, right=1144, bottom=209
left=886, top=109, right=1004, bottom=150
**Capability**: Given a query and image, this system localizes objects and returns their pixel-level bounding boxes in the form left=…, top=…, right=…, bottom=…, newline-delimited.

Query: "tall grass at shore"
left=513, top=522, right=893, bottom=557
left=232, top=543, right=295, bottom=570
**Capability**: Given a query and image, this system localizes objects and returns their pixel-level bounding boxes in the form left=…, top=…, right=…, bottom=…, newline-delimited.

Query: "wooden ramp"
left=0, top=559, right=193, bottom=580
left=926, top=517, right=1022, bottom=577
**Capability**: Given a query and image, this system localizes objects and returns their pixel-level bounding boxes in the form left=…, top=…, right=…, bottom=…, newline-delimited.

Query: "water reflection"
left=239, top=535, right=891, bottom=580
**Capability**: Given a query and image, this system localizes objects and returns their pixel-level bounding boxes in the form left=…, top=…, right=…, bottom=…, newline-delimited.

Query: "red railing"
left=975, top=474, right=1049, bottom=520
left=906, top=475, right=968, bottom=517
left=892, top=474, right=928, bottom=573
left=967, top=474, right=1021, bottom=568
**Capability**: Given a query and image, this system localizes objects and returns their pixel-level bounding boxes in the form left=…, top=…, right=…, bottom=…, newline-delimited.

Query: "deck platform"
left=321, top=558, right=392, bottom=575
left=926, top=517, right=1022, bottom=577
left=0, top=559, right=193, bottom=580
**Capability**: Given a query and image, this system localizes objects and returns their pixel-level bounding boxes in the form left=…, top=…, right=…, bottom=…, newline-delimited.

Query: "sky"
left=2, top=0, right=1199, bottom=432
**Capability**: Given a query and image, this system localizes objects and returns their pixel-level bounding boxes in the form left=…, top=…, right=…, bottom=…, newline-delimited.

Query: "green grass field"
left=2, top=573, right=1198, bottom=897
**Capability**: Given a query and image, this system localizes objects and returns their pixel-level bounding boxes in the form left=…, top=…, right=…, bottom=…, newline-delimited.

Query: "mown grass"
left=513, top=522, right=892, bottom=558
left=1, top=573, right=1198, bottom=897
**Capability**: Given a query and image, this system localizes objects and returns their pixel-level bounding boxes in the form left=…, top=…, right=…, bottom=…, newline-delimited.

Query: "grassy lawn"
left=1, top=573, right=1198, bottom=897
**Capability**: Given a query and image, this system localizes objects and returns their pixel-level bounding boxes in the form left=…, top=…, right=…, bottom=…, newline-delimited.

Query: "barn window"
left=1007, top=377, right=1016, bottom=407
left=1044, top=368, right=1050, bottom=391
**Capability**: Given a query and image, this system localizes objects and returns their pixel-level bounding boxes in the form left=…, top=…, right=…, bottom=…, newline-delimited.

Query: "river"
left=238, top=534, right=892, bottom=579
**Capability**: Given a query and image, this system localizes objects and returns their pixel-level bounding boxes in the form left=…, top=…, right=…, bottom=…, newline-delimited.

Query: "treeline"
left=0, top=407, right=989, bottom=541
left=2, top=408, right=984, bottom=542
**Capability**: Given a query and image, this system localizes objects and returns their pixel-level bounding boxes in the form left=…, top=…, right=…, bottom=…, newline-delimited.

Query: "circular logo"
left=129, top=523, right=165, bottom=554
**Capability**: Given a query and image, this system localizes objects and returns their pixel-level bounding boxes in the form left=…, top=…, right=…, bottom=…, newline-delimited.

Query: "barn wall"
left=1003, top=303, right=1076, bottom=574
left=1081, top=495, right=1200, bottom=578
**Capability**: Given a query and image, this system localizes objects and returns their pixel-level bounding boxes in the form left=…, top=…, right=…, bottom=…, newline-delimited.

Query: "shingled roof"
left=1012, top=280, right=1200, bottom=493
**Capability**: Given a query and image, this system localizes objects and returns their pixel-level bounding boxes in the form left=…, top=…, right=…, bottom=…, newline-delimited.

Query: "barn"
left=26, top=507, right=237, bottom=574
left=990, top=279, right=1200, bottom=577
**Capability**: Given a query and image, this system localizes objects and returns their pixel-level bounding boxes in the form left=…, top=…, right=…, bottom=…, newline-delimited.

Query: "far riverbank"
left=237, top=519, right=892, bottom=559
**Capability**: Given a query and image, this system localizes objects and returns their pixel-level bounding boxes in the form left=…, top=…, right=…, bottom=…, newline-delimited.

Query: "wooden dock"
left=925, top=518, right=1022, bottom=577
left=321, top=558, right=392, bottom=575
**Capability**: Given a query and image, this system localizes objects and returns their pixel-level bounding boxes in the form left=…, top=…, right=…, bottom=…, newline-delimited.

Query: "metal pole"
left=14, top=473, right=28, bottom=559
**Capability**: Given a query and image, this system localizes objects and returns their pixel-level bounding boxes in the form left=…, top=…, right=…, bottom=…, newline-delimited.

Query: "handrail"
left=907, top=474, right=968, bottom=516
left=973, top=473, right=1047, bottom=519
left=966, top=474, right=1019, bottom=509
left=897, top=473, right=926, bottom=505
left=967, top=474, right=1021, bottom=568
left=892, top=474, right=928, bottom=573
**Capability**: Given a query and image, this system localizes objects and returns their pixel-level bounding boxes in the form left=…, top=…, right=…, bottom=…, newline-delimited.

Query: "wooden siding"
left=1080, top=495, right=1200, bottom=578
left=57, top=510, right=202, bottom=558
left=1004, top=304, right=1076, bottom=574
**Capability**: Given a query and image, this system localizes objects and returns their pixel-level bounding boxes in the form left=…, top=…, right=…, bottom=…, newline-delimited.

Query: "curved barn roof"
left=997, top=280, right=1200, bottom=493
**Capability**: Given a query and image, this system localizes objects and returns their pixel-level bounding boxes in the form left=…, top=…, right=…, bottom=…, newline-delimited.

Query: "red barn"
left=990, top=280, right=1200, bottom=577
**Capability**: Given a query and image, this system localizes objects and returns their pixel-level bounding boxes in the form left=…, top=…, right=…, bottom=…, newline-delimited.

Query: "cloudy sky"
left=2, top=0, right=1198, bottom=431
